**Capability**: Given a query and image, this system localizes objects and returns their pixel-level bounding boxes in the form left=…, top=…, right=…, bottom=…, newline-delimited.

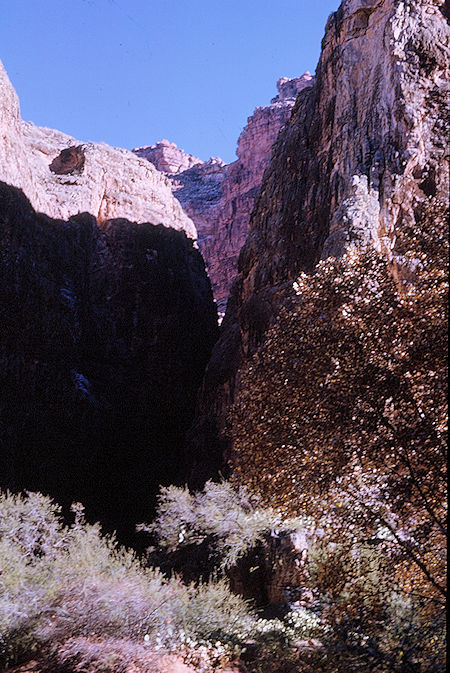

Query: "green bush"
left=0, top=489, right=329, bottom=672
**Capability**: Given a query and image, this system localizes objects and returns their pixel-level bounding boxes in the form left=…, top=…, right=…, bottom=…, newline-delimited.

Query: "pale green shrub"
left=0, top=489, right=329, bottom=671
left=143, top=480, right=306, bottom=568
left=0, top=491, right=260, bottom=668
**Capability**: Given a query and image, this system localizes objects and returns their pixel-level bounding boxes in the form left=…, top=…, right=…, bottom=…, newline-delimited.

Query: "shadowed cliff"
left=0, top=182, right=219, bottom=545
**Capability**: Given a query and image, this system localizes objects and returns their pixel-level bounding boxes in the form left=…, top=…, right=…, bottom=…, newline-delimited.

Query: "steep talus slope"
left=187, top=0, right=450, bottom=485
left=135, top=75, right=314, bottom=314
left=168, top=158, right=227, bottom=248
left=0, top=60, right=196, bottom=238
left=0, top=182, right=218, bottom=543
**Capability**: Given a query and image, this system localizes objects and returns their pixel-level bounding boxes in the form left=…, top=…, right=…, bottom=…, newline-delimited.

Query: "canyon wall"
left=187, top=0, right=450, bottom=485
left=0, top=182, right=218, bottom=543
left=135, top=74, right=314, bottom=314
left=137, top=143, right=227, bottom=311
left=0, top=63, right=218, bottom=542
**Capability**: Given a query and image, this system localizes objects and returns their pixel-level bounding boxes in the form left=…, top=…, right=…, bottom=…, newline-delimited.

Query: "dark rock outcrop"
left=49, top=145, right=85, bottom=175
left=0, top=182, right=218, bottom=544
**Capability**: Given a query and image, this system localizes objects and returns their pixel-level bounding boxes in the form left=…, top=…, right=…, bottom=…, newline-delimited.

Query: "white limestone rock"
left=0, top=60, right=196, bottom=239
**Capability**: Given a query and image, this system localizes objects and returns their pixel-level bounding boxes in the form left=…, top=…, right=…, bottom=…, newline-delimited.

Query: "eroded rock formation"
left=0, top=60, right=196, bottom=238
left=49, top=145, right=85, bottom=175
left=134, top=139, right=203, bottom=174
left=0, top=63, right=218, bottom=541
left=0, top=182, right=218, bottom=543
left=204, top=73, right=314, bottom=314
left=187, top=0, right=450, bottom=485
left=135, top=74, right=314, bottom=314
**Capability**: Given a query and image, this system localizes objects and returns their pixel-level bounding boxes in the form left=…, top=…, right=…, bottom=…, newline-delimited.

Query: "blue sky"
left=1, top=0, right=338, bottom=163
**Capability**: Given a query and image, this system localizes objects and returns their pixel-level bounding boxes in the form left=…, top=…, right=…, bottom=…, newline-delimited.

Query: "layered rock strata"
left=135, top=74, right=314, bottom=314
left=134, top=139, right=203, bottom=174
left=0, top=182, right=218, bottom=543
left=187, top=0, right=450, bottom=485
left=0, top=61, right=196, bottom=238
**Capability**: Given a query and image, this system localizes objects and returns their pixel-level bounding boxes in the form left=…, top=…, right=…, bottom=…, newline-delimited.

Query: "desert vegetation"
left=0, top=489, right=328, bottom=672
left=230, top=198, right=448, bottom=671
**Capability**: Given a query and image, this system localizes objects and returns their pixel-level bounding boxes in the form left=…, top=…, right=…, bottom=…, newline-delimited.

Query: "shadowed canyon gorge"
left=0, top=0, right=448, bottom=544
left=0, top=1, right=448, bottom=670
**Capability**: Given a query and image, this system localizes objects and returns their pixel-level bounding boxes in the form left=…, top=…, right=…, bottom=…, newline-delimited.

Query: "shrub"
left=143, top=480, right=307, bottom=569
left=0, top=489, right=330, bottom=672
left=230, top=197, right=448, bottom=670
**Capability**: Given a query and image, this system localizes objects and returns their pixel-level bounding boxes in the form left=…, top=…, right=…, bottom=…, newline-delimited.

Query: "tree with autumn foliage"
left=230, top=197, right=448, bottom=671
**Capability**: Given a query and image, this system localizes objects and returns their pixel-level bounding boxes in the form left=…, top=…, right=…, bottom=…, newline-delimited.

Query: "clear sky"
left=1, top=0, right=338, bottom=164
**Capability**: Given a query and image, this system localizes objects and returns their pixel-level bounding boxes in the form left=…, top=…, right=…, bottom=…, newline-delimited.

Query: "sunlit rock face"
left=0, top=60, right=44, bottom=211
left=202, top=73, right=314, bottom=315
left=235, top=0, right=449, bottom=314
left=186, top=0, right=450, bottom=485
left=134, top=139, right=203, bottom=174
left=135, top=74, right=314, bottom=314
left=0, top=182, right=218, bottom=544
left=0, top=60, right=196, bottom=239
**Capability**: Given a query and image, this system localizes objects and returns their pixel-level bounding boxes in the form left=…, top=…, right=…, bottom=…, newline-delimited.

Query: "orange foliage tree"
left=230, top=198, right=447, bottom=669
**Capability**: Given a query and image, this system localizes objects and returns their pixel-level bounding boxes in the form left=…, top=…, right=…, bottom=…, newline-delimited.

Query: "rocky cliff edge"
left=0, top=61, right=196, bottom=239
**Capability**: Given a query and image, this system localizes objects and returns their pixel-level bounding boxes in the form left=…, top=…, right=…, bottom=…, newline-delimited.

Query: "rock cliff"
left=187, top=0, right=450, bottom=485
left=0, top=182, right=218, bottom=543
left=135, top=74, right=314, bottom=314
left=205, top=73, right=314, bottom=314
left=0, top=62, right=218, bottom=542
left=0, top=61, right=196, bottom=238
left=134, top=139, right=203, bottom=174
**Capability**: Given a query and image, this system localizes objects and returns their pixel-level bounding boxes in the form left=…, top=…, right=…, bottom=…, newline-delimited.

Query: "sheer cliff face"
left=238, top=0, right=449, bottom=311
left=0, top=61, right=196, bottom=239
left=0, top=63, right=218, bottom=542
left=0, top=183, right=218, bottom=543
left=188, top=0, right=450, bottom=484
left=204, top=73, right=314, bottom=314
left=135, top=75, right=314, bottom=314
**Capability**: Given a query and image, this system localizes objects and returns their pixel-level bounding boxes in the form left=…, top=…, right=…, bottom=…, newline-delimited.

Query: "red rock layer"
left=134, top=74, right=314, bottom=314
